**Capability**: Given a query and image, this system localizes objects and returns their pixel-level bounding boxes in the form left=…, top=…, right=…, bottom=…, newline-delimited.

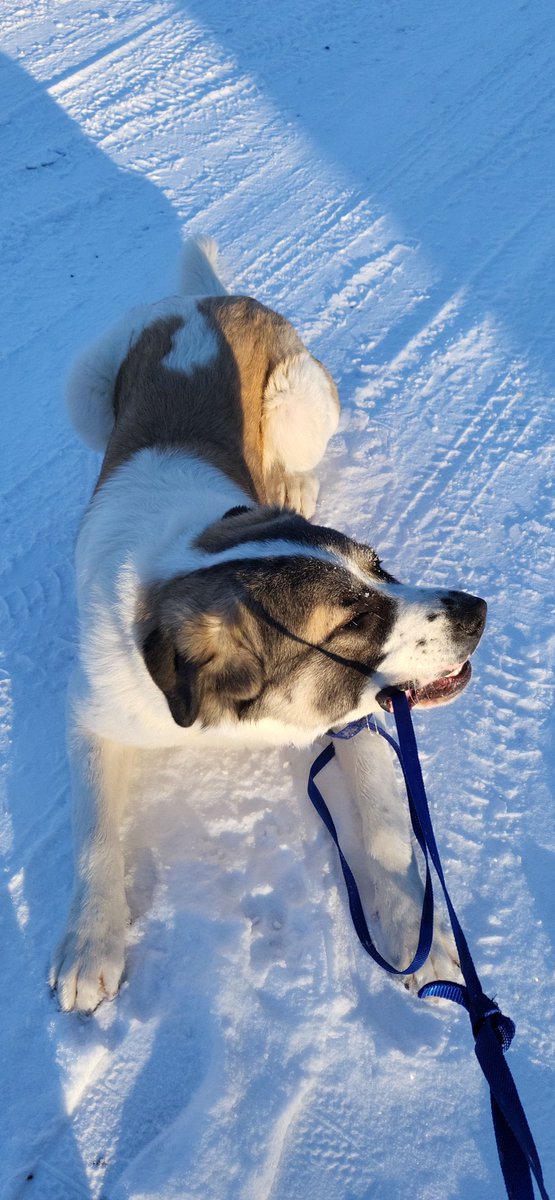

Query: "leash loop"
left=308, top=729, right=435, bottom=975
left=308, top=693, right=549, bottom=1200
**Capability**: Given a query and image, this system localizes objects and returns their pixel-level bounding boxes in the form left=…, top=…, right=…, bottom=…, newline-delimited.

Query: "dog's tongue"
left=377, top=661, right=472, bottom=712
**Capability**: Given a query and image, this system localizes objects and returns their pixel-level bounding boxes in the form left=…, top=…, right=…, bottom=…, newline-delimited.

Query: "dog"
left=50, top=238, right=486, bottom=1013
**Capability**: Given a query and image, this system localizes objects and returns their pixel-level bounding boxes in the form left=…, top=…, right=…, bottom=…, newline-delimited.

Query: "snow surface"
left=1, top=0, right=554, bottom=1196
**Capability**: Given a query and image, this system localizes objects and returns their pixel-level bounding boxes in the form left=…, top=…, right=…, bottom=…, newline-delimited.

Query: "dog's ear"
left=183, top=610, right=264, bottom=707
left=142, top=599, right=264, bottom=727
left=142, top=627, right=201, bottom=728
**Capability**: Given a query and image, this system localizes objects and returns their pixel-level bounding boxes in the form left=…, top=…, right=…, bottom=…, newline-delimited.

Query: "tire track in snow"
left=45, top=13, right=175, bottom=92
left=374, top=21, right=555, bottom=203
left=389, top=371, right=531, bottom=547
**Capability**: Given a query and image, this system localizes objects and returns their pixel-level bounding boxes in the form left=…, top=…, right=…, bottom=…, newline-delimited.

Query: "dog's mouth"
left=377, top=661, right=472, bottom=712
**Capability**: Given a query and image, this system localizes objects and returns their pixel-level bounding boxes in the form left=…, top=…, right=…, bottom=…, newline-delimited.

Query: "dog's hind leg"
left=50, top=718, right=133, bottom=1013
left=261, top=352, right=340, bottom=518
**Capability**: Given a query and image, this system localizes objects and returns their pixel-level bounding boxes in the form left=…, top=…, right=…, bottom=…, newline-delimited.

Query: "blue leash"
left=307, top=693, right=549, bottom=1200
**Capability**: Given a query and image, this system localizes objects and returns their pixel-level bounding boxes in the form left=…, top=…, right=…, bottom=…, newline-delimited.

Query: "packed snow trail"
left=1, top=0, right=554, bottom=1196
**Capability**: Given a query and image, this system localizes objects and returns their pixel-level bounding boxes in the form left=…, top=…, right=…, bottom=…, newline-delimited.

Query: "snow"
left=1, top=0, right=554, bottom=1195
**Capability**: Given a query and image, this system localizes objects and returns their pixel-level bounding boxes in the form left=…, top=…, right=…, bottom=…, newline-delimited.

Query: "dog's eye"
left=343, top=612, right=368, bottom=631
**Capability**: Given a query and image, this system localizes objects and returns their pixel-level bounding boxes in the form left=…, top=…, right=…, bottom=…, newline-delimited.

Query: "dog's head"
left=139, top=507, right=486, bottom=737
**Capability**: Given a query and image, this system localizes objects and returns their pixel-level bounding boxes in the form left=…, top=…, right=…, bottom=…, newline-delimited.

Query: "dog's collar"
left=327, top=714, right=380, bottom=739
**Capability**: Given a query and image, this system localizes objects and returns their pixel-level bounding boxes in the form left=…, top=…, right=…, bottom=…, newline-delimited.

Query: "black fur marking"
left=197, top=509, right=396, bottom=583
left=222, top=505, right=253, bottom=519
left=142, top=629, right=201, bottom=727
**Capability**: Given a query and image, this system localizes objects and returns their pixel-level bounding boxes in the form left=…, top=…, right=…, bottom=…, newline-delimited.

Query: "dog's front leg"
left=50, top=725, right=132, bottom=1013
left=333, top=731, right=460, bottom=991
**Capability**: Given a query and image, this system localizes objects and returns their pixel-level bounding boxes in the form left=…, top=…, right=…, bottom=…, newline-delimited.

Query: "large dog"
left=50, top=239, right=486, bottom=1013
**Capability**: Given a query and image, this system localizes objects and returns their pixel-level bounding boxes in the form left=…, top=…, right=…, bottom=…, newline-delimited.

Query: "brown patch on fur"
left=96, top=295, right=326, bottom=501
left=97, top=311, right=257, bottom=496
left=303, top=601, right=345, bottom=646
left=139, top=568, right=267, bottom=727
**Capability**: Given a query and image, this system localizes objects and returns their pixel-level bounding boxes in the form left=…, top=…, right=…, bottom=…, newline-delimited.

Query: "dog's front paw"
left=269, top=470, right=320, bottom=518
left=286, top=471, right=320, bottom=518
left=406, top=922, right=462, bottom=996
left=50, top=899, right=127, bottom=1013
left=374, top=882, right=461, bottom=996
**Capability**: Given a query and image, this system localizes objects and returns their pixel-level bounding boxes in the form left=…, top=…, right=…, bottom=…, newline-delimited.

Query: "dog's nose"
left=442, top=592, right=487, bottom=638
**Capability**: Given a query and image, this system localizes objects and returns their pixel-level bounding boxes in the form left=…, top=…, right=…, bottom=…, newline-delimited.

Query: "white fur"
left=65, top=311, right=135, bottom=452
left=161, top=304, right=218, bottom=372
left=49, top=724, right=132, bottom=1012
left=263, top=352, right=339, bottom=473
left=72, top=448, right=371, bottom=751
left=374, top=583, right=465, bottom=688
left=268, top=468, right=321, bottom=518
left=66, top=235, right=227, bottom=453
left=336, top=551, right=469, bottom=690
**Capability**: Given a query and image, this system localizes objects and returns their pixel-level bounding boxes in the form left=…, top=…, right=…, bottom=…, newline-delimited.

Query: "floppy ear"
left=210, top=634, right=263, bottom=701
left=142, top=627, right=201, bottom=728
left=142, top=611, right=264, bottom=726
left=185, top=611, right=264, bottom=706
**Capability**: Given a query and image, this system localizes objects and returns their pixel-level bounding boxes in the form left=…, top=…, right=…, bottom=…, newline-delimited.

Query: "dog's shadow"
left=1, top=49, right=183, bottom=1197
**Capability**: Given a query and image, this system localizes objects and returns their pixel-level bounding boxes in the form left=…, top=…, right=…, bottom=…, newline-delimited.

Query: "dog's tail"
left=180, top=235, right=228, bottom=296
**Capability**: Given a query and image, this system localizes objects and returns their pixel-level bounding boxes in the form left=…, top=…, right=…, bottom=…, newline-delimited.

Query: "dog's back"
left=66, top=239, right=340, bottom=512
